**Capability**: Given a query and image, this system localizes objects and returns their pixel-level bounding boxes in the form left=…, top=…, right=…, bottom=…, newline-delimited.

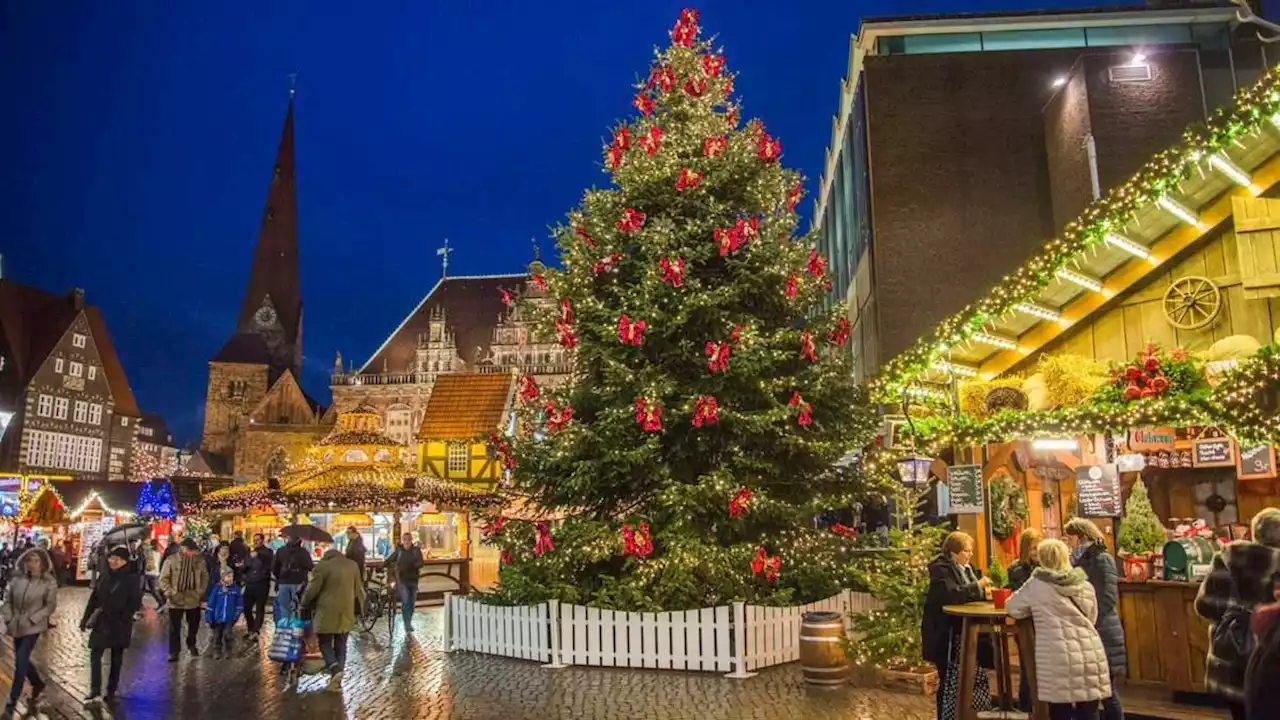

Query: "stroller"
left=267, top=589, right=326, bottom=687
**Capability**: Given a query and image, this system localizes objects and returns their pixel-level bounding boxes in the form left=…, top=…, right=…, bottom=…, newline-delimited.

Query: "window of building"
left=73, top=401, right=88, bottom=424
left=37, top=395, right=53, bottom=417
left=120, top=416, right=128, bottom=427
left=980, top=28, right=1086, bottom=51
left=24, top=430, right=102, bottom=473
left=69, top=361, right=83, bottom=378
left=87, top=366, right=97, bottom=381
left=1084, top=24, right=1193, bottom=49
left=72, top=333, right=86, bottom=348
left=88, top=404, right=102, bottom=425
left=447, top=443, right=468, bottom=474
left=54, top=358, right=64, bottom=374
left=387, top=406, right=413, bottom=446
left=140, top=427, right=153, bottom=437
left=54, top=398, right=68, bottom=420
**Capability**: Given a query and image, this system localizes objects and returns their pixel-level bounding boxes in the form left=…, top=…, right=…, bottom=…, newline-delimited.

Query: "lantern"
left=897, top=455, right=934, bottom=487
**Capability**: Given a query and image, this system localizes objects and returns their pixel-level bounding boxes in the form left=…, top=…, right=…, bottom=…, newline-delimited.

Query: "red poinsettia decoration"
left=692, top=395, right=719, bottom=427
left=702, top=53, right=725, bottom=78
left=531, top=273, right=548, bottom=292
left=543, top=401, right=574, bottom=433
left=617, top=208, right=646, bottom=235
left=638, top=126, right=663, bottom=157
left=518, top=375, right=539, bottom=403
left=592, top=252, right=624, bottom=275
left=606, top=128, right=631, bottom=171
left=676, top=167, right=702, bottom=191
left=617, top=314, right=647, bottom=346
left=799, top=330, right=817, bottom=362
left=787, top=182, right=804, bottom=211
left=729, top=488, right=752, bottom=518
left=671, top=8, right=699, bottom=47
left=831, top=523, right=858, bottom=539
left=560, top=298, right=574, bottom=324
left=607, top=145, right=625, bottom=171
left=1112, top=343, right=1185, bottom=402
left=785, top=274, right=799, bottom=299
left=714, top=216, right=759, bottom=256
left=757, top=130, right=782, bottom=163
left=633, top=93, right=654, bottom=116
left=634, top=398, right=663, bottom=432
left=684, top=77, right=707, bottom=97
left=482, top=515, right=506, bottom=538
left=788, top=391, right=813, bottom=427
left=622, top=523, right=654, bottom=558
left=705, top=341, right=731, bottom=374
left=647, top=65, right=676, bottom=94
left=828, top=318, right=851, bottom=346
left=501, top=551, right=512, bottom=565
left=807, top=249, right=827, bottom=278
left=730, top=324, right=747, bottom=343
left=555, top=320, right=577, bottom=349
left=659, top=256, right=685, bottom=288
left=534, top=522, right=555, bottom=557
left=703, top=135, right=727, bottom=158
left=727, top=107, right=739, bottom=128
left=751, top=547, right=781, bottom=582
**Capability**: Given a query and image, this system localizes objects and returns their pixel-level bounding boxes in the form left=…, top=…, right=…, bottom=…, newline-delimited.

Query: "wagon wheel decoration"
left=1162, top=276, right=1221, bottom=330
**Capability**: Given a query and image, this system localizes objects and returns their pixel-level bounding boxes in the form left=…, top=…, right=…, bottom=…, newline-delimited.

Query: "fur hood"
left=13, top=548, right=55, bottom=580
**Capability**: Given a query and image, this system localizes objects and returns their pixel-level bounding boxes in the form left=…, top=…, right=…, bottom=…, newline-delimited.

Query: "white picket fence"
left=444, top=588, right=881, bottom=678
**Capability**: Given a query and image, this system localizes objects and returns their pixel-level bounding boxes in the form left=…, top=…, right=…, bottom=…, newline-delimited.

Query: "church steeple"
left=231, top=96, right=302, bottom=374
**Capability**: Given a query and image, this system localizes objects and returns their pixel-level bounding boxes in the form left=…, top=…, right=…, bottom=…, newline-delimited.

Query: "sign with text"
left=1129, top=427, right=1176, bottom=453
left=947, top=464, right=984, bottom=515
left=1238, top=445, right=1278, bottom=481
left=1076, top=464, right=1122, bottom=518
left=1193, top=437, right=1237, bottom=468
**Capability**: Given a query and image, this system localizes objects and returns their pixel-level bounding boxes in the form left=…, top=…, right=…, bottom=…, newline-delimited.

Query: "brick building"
left=813, top=2, right=1276, bottom=380
left=0, top=280, right=141, bottom=480
left=199, top=96, right=328, bottom=481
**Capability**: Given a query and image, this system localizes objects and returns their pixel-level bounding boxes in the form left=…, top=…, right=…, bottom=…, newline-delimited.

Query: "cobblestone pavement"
left=0, top=588, right=932, bottom=720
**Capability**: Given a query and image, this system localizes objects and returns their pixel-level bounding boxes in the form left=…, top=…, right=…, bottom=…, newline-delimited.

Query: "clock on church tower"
left=254, top=301, right=278, bottom=328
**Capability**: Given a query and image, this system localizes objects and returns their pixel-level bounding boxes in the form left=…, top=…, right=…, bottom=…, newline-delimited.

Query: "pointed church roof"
left=234, top=98, right=302, bottom=351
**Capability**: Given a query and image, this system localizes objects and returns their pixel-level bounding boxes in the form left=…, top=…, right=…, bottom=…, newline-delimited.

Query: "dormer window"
left=72, top=333, right=86, bottom=348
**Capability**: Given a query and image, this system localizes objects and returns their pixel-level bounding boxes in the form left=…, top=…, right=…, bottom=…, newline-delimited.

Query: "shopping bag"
left=267, top=621, right=304, bottom=663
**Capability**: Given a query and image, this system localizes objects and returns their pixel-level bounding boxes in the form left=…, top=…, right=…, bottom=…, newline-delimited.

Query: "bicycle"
left=357, top=568, right=397, bottom=635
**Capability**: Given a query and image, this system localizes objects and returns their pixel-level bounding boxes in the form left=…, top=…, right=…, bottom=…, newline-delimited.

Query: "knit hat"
left=109, top=547, right=131, bottom=561
left=181, top=538, right=199, bottom=551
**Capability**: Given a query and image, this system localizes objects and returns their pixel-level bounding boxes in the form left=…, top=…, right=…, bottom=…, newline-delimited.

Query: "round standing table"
left=943, top=602, right=1040, bottom=720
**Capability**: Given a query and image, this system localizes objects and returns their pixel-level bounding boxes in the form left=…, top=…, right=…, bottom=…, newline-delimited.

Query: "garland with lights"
left=874, top=67, right=1280, bottom=403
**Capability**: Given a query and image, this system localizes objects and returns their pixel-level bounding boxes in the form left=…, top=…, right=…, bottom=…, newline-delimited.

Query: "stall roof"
left=50, top=481, right=143, bottom=518
left=418, top=372, right=517, bottom=441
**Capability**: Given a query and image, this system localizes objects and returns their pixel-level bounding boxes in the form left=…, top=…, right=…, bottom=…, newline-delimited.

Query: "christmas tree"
left=485, top=9, right=880, bottom=611
left=1118, top=477, right=1166, bottom=556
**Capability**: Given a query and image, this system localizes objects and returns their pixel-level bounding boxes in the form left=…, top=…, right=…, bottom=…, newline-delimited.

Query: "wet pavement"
left=0, top=588, right=933, bottom=719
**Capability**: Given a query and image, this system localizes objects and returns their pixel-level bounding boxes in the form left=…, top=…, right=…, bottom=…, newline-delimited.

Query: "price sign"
left=1076, top=464, right=1121, bottom=518
left=947, top=464, right=984, bottom=515
left=1238, top=445, right=1278, bottom=481
left=1193, top=437, right=1236, bottom=468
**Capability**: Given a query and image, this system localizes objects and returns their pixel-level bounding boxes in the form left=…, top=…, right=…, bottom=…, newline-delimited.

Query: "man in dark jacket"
left=344, top=527, right=366, bottom=584
left=228, top=532, right=249, bottom=567
left=272, top=536, right=313, bottom=621
left=386, top=532, right=424, bottom=632
left=242, top=533, right=275, bottom=639
left=81, top=548, right=142, bottom=704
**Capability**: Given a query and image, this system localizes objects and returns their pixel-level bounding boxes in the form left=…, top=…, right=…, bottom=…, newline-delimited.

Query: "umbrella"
left=280, top=524, right=333, bottom=544
left=101, top=523, right=152, bottom=546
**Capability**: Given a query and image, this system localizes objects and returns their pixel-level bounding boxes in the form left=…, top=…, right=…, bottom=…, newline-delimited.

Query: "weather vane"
left=437, top=239, right=452, bottom=278
left=1232, top=0, right=1280, bottom=43
left=288, top=72, right=298, bottom=97
left=531, top=237, right=541, bottom=263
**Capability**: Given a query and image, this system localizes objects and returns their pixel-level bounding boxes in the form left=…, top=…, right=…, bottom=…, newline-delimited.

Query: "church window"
left=264, top=449, right=288, bottom=479
left=447, top=444, right=468, bottom=474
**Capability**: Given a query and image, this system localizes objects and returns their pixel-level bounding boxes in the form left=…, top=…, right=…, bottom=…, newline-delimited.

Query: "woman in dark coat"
left=1065, top=518, right=1126, bottom=720
left=80, top=548, right=141, bottom=704
left=922, top=531, right=991, bottom=719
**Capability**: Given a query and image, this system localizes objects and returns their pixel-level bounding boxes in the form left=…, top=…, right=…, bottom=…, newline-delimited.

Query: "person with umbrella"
left=81, top=547, right=142, bottom=705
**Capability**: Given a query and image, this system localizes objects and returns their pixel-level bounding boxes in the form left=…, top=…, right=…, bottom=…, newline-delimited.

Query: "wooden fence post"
left=543, top=599, right=567, bottom=668
left=724, top=601, right=756, bottom=679
left=442, top=592, right=454, bottom=652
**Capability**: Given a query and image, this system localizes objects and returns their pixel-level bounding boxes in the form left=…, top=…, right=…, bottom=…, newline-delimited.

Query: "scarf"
left=175, top=554, right=200, bottom=593
left=1071, top=540, right=1093, bottom=566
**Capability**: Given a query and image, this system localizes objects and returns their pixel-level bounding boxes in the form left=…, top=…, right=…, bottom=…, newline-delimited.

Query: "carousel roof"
left=315, top=403, right=403, bottom=448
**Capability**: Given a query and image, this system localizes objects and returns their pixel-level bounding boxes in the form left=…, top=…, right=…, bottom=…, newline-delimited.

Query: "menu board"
left=947, top=464, right=984, bottom=515
left=1238, top=445, right=1278, bottom=481
left=1193, top=437, right=1236, bottom=468
left=1076, top=464, right=1122, bottom=518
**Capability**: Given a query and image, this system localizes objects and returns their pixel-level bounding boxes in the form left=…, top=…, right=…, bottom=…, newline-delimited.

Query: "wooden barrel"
left=1162, top=538, right=1218, bottom=581
left=799, top=611, right=849, bottom=688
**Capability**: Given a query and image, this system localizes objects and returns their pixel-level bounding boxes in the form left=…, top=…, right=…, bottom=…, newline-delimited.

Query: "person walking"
left=205, top=569, right=244, bottom=658
left=1, top=547, right=57, bottom=716
left=142, top=540, right=165, bottom=611
left=922, top=530, right=992, bottom=720
left=1196, top=508, right=1280, bottom=720
left=386, top=532, right=424, bottom=632
left=81, top=547, right=141, bottom=705
left=1244, top=579, right=1280, bottom=719
left=1065, top=518, right=1126, bottom=719
left=301, top=547, right=365, bottom=691
left=242, top=533, right=274, bottom=641
left=1007, top=538, right=1112, bottom=720
left=272, top=535, right=313, bottom=621
left=228, top=532, right=249, bottom=567
left=158, top=539, right=209, bottom=662
left=344, top=527, right=366, bottom=584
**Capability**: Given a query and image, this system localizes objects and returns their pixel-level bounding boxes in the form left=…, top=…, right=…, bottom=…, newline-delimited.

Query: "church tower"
left=202, top=97, right=304, bottom=457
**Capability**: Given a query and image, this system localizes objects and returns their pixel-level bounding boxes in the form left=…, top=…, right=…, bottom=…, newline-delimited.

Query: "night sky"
left=3, top=0, right=1121, bottom=444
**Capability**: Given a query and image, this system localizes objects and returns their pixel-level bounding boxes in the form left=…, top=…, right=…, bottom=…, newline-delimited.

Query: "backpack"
left=1213, top=605, right=1256, bottom=667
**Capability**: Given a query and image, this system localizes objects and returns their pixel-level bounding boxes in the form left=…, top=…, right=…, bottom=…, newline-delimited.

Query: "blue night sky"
left=3, top=0, right=1122, bottom=443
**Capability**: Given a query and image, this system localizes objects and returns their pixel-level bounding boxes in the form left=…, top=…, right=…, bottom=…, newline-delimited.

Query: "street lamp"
left=897, top=455, right=934, bottom=487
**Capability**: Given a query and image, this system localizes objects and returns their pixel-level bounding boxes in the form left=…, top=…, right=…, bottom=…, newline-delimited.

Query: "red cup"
left=992, top=588, right=1012, bottom=610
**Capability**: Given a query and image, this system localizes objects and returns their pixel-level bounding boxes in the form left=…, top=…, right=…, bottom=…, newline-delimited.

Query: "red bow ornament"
left=676, top=167, right=702, bottom=191
left=702, top=53, right=725, bottom=78
left=659, top=256, right=685, bottom=288
left=729, top=488, right=752, bottom=519
left=807, top=249, right=827, bottom=278
left=705, top=341, right=731, bottom=374
left=617, top=208, right=646, bottom=235
left=714, top=217, right=758, bottom=256
left=544, top=401, right=574, bottom=433
left=727, top=107, right=739, bottom=128
left=785, top=274, right=799, bottom=299
left=489, top=433, right=516, bottom=470
left=684, top=77, right=707, bottom=97
left=647, top=65, right=676, bottom=94
left=531, top=273, right=548, bottom=292
left=499, top=288, right=515, bottom=307
left=831, top=523, right=858, bottom=539
left=703, top=135, right=727, bottom=158
left=560, top=298, right=574, bottom=324
left=757, top=131, right=782, bottom=163
left=799, top=330, right=817, bottom=362
left=751, top=547, right=781, bottom=582
left=671, top=8, right=699, bottom=47
left=534, top=522, right=555, bottom=557
left=789, top=391, right=813, bottom=427
left=634, top=398, right=663, bottom=432
left=787, top=182, right=804, bottom=211
left=518, top=375, right=539, bottom=403
left=606, top=128, right=631, bottom=171
left=633, top=93, right=655, bottom=116
left=622, top=523, right=654, bottom=558
left=574, top=224, right=597, bottom=248
left=482, top=516, right=506, bottom=538
left=592, top=252, right=624, bottom=275
left=500, top=551, right=512, bottom=565
left=828, top=318, right=851, bottom=347
left=617, top=314, right=647, bottom=346
left=692, top=395, right=719, bottom=427
left=555, top=320, right=577, bottom=349
left=637, top=126, right=663, bottom=157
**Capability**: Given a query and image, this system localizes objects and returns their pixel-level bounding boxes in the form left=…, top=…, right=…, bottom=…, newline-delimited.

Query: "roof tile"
left=418, top=373, right=515, bottom=440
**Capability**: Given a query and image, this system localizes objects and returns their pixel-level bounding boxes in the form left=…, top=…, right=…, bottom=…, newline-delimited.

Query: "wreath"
left=989, top=476, right=1028, bottom=540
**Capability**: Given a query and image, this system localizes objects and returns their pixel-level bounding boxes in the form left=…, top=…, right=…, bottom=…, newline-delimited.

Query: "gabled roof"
left=185, top=449, right=232, bottom=477
left=418, top=372, right=516, bottom=441
left=85, top=306, right=140, bottom=417
left=247, top=369, right=320, bottom=424
left=0, top=280, right=78, bottom=384
left=359, top=274, right=530, bottom=375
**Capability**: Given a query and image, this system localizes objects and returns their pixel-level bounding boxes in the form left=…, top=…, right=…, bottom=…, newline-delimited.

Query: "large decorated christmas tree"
left=484, top=9, right=881, bottom=611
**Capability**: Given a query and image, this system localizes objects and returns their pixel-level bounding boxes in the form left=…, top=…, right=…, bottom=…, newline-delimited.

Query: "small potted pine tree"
left=987, top=554, right=1012, bottom=609
left=1118, top=478, right=1166, bottom=582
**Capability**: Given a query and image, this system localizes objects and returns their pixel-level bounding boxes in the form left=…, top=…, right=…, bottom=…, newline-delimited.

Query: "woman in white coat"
left=1006, top=539, right=1112, bottom=720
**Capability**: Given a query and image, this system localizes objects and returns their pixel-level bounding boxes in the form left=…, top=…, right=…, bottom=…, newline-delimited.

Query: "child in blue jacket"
left=205, top=569, right=244, bottom=658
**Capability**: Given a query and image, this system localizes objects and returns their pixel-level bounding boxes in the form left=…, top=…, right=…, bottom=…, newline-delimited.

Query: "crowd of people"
left=0, top=525, right=427, bottom=714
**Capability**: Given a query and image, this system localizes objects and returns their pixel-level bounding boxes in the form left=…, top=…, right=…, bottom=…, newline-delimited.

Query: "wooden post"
left=724, top=601, right=756, bottom=679
left=543, top=599, right=566, bottom=668
left=442, top=591, right=454, bottom=652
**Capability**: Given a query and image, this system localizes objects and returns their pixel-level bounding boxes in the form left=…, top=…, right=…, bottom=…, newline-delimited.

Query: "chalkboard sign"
left=947, top=464, right=984, bottom=515
left=1238, top=445, right=1278, bottom=481
left=1193, top=437, right=1236, bottom=468
left=1076, top=464, right=1121, bottom=518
